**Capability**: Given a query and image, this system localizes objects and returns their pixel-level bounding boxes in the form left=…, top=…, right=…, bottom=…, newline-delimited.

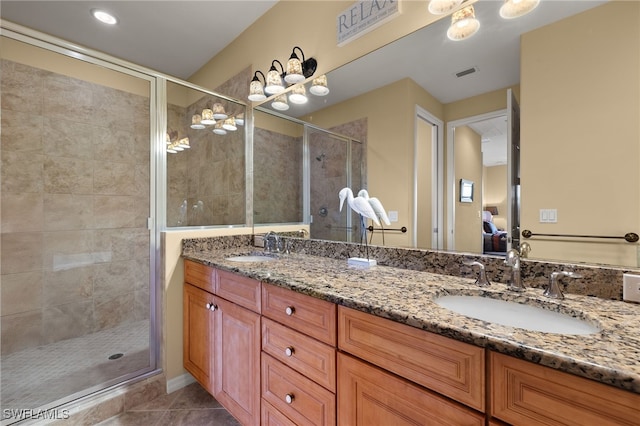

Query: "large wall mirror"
left=253, top=0, right=639, bottom=268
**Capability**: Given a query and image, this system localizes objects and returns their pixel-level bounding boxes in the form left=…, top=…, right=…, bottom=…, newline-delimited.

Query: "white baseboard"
left=166, top=372, right=196, bottom=394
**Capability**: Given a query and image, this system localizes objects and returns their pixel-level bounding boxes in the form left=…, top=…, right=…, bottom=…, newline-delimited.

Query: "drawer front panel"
left=184, top=259, right=215, bottom=293
left=338, top=353, right=484, bottom=426
left=338, top=305, right=485, bottom=411
left=262, top=283, right=336, bottom=346
left=491, top=352, right=640, bottom=426
left=216, top=269, right=261, bottom=312
left=262, top=354, right=336, bottom=426
left=261, top=400, right=297, bottom=426
left=262, top=317, right=336, bottom=391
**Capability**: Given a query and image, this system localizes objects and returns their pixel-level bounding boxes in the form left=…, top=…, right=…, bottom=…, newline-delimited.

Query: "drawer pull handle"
left=284, top=346, right=294, bottom=357
left=285, top=306, right=295, bottom=316
left=285, top=393, right=294, bottom=404
left=205, top=303, right=218, bottom=311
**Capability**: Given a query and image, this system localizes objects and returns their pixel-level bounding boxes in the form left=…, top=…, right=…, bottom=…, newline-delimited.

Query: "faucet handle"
left=463, top=260, right=491, bottom=287
left=544, top=271, right=582, bottom=299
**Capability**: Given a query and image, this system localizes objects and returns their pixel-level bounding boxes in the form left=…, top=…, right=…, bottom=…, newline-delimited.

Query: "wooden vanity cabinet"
left=490, top=352, right=640, bottom=426
left=261, top=283, right=337, bottom=426
left=183, top=260, right=261, bottom=426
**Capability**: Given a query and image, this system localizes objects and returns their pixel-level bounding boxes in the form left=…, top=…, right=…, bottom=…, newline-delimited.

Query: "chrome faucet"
left=544, top=271, right=582, bottom=299
left=264, top=231, right=280, bottom=253
left=504, top=249, right=526, bottom=291
left=463, top=260, right=491, bottom=287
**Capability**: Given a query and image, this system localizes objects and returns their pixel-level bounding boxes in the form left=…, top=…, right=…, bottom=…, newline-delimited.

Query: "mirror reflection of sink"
left=434, top=295, right=600, bottom=335
left=226, top=255, right=276, bottom=262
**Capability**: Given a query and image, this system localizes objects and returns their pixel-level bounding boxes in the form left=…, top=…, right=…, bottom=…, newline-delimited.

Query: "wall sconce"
left=447, top=5, right=480, bottom=41
left=213, top=122, right=227, bottom=135
left=248, top=70, right=267, bottom=102
left=428, top=0, right=462, bottom=15
left=271, top=94, right=290, bottom=111
left=265, top=59, right=286, bottom=95
left=288, top=84, right=308, bottom=104
left=212, top=103, right=228, bottom=120
left=190, top=114, right=205, bottom=129
left=309, top=74, right=329, bottom=96
left=499, top=0, right=540, bottom=19
left=200, top=108, right=215, bottom=125
left=235, top=113, right=245, bottom=126
left=284, top=46, right=318, bottom=84
left=222, top=117, right=237, bottom=131
left=166, top=131, right=189, bottom=153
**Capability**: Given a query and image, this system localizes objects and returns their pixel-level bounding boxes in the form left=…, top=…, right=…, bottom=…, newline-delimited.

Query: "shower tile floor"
left=1, top=320, right=150, bottom=412
left=97, top=382, right=240, bottom=426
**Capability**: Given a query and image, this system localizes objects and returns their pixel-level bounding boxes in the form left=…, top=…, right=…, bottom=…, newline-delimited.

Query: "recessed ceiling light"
left=91, top=9, right=118, bottom=25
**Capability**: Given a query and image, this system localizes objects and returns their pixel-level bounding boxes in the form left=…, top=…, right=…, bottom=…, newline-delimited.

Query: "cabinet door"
left=183, top=283, right=215, bottom=393
left=338, top=353, right=484, bottom=426
left=213, top=297, right=261, bottom=426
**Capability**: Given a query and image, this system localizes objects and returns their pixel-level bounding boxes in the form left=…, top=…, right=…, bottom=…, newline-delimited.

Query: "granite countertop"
left=182, top=248, right=640, bottom=394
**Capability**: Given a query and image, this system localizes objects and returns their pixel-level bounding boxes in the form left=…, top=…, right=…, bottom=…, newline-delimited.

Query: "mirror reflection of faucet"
left=504, top=249, right=526, bottom=291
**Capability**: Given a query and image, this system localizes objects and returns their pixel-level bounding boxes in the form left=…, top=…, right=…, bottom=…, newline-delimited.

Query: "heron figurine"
left=339, top=187, right=379, bottom=264
left=358, top=189, right=391, bottom=245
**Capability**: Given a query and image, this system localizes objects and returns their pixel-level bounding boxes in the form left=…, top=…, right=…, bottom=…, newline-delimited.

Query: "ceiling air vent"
left=455, top=66, right=478, bottom=78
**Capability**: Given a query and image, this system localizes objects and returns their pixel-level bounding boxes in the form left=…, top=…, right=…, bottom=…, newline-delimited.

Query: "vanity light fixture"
left=428, top=0, right=463, bottom=15
left=211, top=103, right=228, bottom=120
left=190, top=114, right=205, bottom=130
left=499, top=0, right=540, bottom=19
left=201, top=108, right=216, bottom=125
left=309, top=74, right=330, bottom=96
left=265, top=60, right=286, bottom=95
left=235, top=113, right=245, bottom=126
left=284, top=46, right=318, bottom=84
left=288, top=84, right=308, bottom=104
left=91, top=9, right=118, bottom=25
left=212, top=122, right=227, bottom=135
left=222, top=117, right=237, bottom=131
left=248, top=70, right=267, bottom=101
left=166, top=131, right=188, bottom=153
left=178, top=137, right=191, bottom=149
left=271, top=94, right=290, bottom=111
left=447, top=5, right=480, bottom=41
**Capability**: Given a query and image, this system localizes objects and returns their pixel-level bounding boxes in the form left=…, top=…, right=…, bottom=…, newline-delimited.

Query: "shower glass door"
left=307, top=127, right=363, bottom=242
left=1, top=33, right=155, bottom=423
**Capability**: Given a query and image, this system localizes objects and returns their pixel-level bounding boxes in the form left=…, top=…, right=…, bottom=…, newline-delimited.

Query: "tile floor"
left=97, top=382, right=240, bottom=426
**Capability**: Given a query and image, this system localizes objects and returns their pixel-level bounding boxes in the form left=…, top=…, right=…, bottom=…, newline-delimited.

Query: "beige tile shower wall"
left=0, top=59, right=150, bottom=355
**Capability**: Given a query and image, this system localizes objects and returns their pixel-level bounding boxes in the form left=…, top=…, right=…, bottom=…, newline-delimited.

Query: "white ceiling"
left=0, top=1, right=278, bottom=79
left=1, top=0, right=606, bottom=166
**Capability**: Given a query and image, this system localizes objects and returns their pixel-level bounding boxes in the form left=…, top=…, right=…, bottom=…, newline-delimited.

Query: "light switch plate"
left=623, top=273, right=640, bottom=303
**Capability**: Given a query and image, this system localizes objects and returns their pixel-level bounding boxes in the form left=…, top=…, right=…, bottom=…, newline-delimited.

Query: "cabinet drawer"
left=262, top=354, right=336, bottom=426
left=216, top=269, right=261, bottom=312
left=490, top=352, right=640, bottom=426
left=262, top=283, right=336, bottom=346
left=338, top=305, right=485, bottom=412
left=262, top=317, right=336, bottom=391
left=184, top=259, right=215, bottom=293
left=338, top=353, right=484, bottom=426
left=261, top=399, right=297, bottom=426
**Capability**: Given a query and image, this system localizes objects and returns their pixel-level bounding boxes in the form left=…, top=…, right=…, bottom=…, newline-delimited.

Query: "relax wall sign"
left=337, top=0, right=400, bottom=46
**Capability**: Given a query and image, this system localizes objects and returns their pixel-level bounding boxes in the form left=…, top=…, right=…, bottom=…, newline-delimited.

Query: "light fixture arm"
left=270, top=59, right=285, bottom=78
left=251, top=70, right=265, bottom=84
left=291, top=46, right=305, bottom=63
left=290, top=46, right=318, bottom=79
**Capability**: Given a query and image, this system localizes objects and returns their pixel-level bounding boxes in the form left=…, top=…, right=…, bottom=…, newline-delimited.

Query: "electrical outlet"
left=623, top=273, right=640, bottom=303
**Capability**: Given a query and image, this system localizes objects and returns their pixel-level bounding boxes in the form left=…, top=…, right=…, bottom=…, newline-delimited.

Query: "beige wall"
left=483, top=165, right=508, bottom=231
left=521, top=1, right=639, bottom=266
left=416, top=117, right=434, bottom=248
left=453, top=126, right=483, bottom=253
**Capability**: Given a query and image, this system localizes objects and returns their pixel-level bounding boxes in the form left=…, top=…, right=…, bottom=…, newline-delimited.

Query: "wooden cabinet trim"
left=262, top=353, right=336, bottom=426
left=184, top=259, right=216, bottom=293
left=490, top=352, right=640, bottom=426
left=338, top=305, right=485, bottom=412
left=262, top=317, right=337, bottom=392
left=216, top=269, right=261, bottom=313
left=338, top=353, right=484, bottom=426
left=262, top=283, right=337, bottom=346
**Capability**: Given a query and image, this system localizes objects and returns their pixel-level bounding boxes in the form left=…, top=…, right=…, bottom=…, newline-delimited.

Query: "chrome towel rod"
left=367, top=226, right=407, bottom=233
left=522, top=229, right=639, bottom=243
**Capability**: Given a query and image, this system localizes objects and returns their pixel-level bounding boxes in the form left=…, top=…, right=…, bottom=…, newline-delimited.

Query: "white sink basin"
left=434, top=295, right=600, bottom=335
left=226, top=255, right=276, bottom=262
